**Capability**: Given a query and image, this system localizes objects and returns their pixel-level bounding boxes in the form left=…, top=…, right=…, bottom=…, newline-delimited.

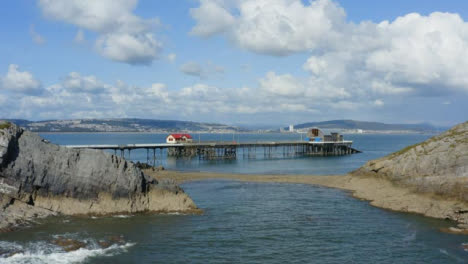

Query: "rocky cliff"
left=0, top=122, right=199, bottom=231
left=354, top=121, right=468, bottom=200
left=353, top=121, right=468, bottom=228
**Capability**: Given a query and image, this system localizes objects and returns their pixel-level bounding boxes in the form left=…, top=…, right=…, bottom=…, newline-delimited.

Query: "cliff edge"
left=0, top=122, right=199, bottom=232
left=352, top=121, right=468, bottom=228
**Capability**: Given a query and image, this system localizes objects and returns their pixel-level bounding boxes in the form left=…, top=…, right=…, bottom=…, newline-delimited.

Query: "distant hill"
left=2, top=118, right=247, bottom=133
left=291, top=120, right=445, bottom=133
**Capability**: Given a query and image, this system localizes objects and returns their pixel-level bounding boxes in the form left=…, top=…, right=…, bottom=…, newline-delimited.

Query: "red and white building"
left=166, top=134, right=193, bottom=144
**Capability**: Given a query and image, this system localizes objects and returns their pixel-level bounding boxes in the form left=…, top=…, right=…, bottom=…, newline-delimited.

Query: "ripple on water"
left=1, top=180, right=468, bottom=264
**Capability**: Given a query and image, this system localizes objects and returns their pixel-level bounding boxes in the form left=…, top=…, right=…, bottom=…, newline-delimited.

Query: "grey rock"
left=353, top=121, right=468, bottom=227
left=1, top=124, right=154, bottom=201
left=354, top=121, right=468, bottom=200
left=0, top=122, right=198, bottom=232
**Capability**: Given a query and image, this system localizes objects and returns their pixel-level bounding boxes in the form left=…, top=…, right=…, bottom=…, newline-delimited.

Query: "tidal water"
left=39, top=132, right=431, bottom=175
left=1, top=132, right=467, bottom=263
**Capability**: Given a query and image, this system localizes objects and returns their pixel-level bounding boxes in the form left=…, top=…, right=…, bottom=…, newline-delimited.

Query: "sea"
left=0, top=132, right=467, bottom=263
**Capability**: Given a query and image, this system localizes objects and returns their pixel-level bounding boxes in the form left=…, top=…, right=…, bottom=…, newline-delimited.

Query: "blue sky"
left=0, top=0, right=467, bottom=127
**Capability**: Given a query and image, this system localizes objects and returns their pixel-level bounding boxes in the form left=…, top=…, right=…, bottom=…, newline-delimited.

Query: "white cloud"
left=190, top=0, right=235, bottom=37
left=179, top=61, right=226, bottom=78
left=373, top=99, right=384, bottom=107
left=62, top=72, right=109, bottom=93
left=167, top=53, right=177, bottom=63
left=1, top=65, right=428, bottom=122
left=0, top=64, right=42, bottom=94
left=191, top=0, right=468, bottom=99
left=329, top=101, right=361, bottom=110
left=190, top=0, right=345, bottom=55
left=39, top=0, right=162, bottom=64
left=38, top=0, right=152, bottom=33
left=180, top=61, right=204, bottom=77
left=95, top=33, right=161, bottom=65
left=0, top=68, right=329, bottom=120
left=145, top=83, right=170, bottom=103
left=259, top=72, right=304, bottom=96
left=29, top=24, right=46, bottom=44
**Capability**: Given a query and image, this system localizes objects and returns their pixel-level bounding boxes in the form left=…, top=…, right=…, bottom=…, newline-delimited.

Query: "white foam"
left=439, top=248, right=449, bottom=255
left=1, top=241, right=135, bottom=264
left=166, top=212, right=181, bottom=215
left=112, top=215, right=132, bottom=218
left=165, top=212, right=188, bottom=216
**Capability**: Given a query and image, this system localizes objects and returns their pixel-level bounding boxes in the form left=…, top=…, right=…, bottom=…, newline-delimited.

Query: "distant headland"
left=1, top=118, right=447, bottom=134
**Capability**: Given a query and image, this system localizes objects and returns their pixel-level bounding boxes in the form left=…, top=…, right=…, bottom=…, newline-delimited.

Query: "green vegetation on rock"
left=0, top=122, right=11, bottom=130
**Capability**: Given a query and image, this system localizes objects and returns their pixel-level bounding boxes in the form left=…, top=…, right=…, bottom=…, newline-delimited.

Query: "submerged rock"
left=52, top=237, right=87, bottom=252
left=0, top=122, right=199, bottom=232
left=135, top=162, right=153, bottom=170
left=98, top=235, right=125, bottom=249
left=440, top=227, right=468, bottom=235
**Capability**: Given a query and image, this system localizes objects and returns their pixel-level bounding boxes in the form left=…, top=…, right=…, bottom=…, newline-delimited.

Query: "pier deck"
left=65, top=141, right=361, bottom=163
left=65, top=140, right=355, bottom=150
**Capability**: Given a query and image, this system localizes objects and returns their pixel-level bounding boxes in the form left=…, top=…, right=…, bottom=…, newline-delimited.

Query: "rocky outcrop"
left=353, top=121, right=468, bottom=228
left=0, top=122, right=199, bottom=231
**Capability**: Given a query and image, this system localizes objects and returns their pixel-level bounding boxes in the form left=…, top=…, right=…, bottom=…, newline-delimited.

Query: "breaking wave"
left=0, top=238, right=134, bottom=264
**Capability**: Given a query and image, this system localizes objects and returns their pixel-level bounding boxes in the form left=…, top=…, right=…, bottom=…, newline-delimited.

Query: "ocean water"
left=39, top=132, right=431, bottom=175
left=1, top=132, right=467, bottom=263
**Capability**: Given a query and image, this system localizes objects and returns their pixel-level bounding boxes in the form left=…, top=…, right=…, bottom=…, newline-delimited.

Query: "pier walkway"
left=65, top=140, right=361, bottom=164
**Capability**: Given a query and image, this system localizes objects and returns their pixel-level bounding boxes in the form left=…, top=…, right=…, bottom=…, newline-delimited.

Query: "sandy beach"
left=145, top=169, right=468, bottom=231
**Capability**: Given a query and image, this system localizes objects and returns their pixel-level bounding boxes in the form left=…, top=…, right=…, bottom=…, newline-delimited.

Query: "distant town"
left=1, top=118, right=446, bottom=134
left=3, top=118, right=247, bottom=133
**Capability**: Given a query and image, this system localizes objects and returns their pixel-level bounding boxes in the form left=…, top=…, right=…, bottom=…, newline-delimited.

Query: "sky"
left=0, top=0, right=467, bottom=127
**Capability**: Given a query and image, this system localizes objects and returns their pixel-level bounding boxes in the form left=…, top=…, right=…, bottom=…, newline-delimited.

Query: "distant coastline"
left=2, top=118, right=446, bottom=134
left=36, top=130, right=438, bottom=135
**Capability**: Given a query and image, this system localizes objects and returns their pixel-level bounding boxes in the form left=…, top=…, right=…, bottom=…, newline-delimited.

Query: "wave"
left=0, top=239, right=134, bottom=264
left=112, top=215, right=133, bottom=218
left=164, top=212, right=189, bottom=216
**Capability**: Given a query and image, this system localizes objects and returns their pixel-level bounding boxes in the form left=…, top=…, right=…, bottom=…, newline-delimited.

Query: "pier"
left=65, top=141, right=361, bottom=165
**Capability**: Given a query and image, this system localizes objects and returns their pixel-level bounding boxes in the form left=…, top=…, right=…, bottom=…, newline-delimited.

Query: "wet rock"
left=440, top=227, right=468, bottom=235
left=52, top=237, right=87, bottom=252
left=97, top=235, right=125, bottom=249
left=462, top=243, right=468, bottom=251
left=108, top=235, right=126, bottom=245
left=97, top=240, right=112, bottom=249
left=135, top=162, right=153, bottom=170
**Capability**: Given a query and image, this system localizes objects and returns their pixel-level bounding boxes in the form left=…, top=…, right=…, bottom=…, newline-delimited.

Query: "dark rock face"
left=0, top=122, right=198, bottom=231
left=1, top=123, right=154, bottom=201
